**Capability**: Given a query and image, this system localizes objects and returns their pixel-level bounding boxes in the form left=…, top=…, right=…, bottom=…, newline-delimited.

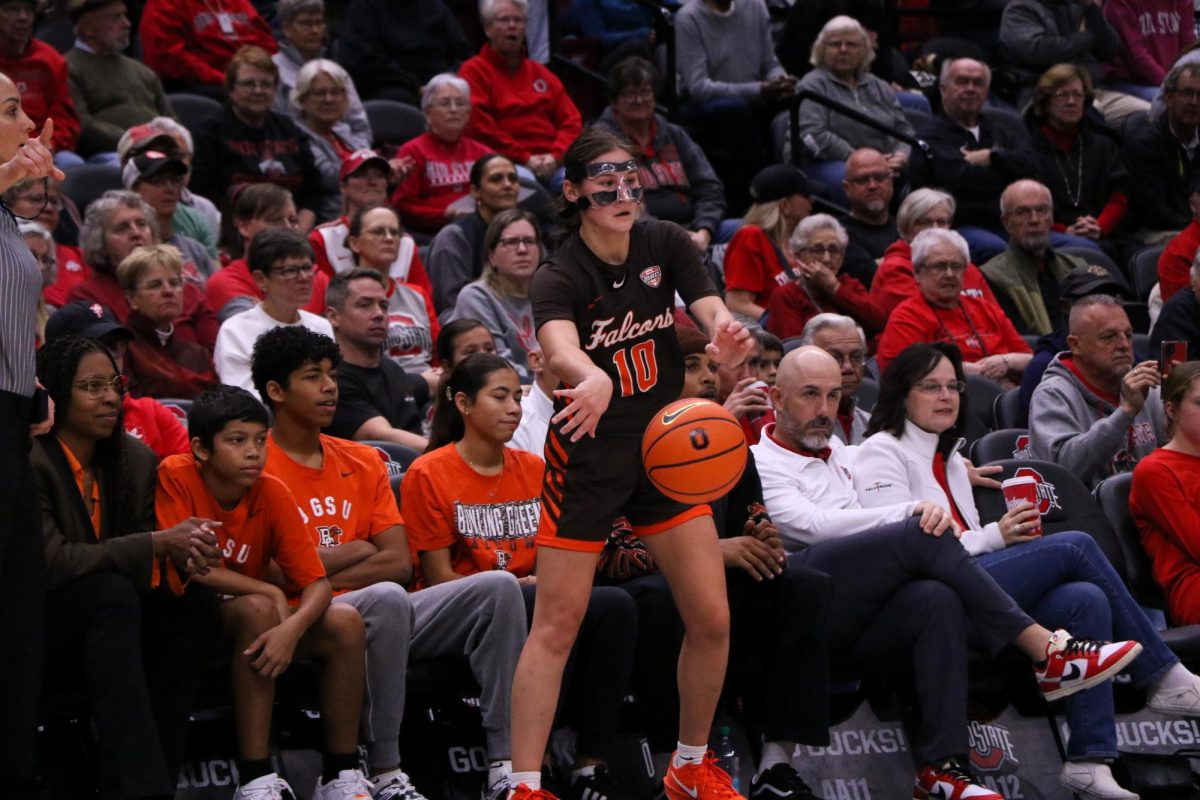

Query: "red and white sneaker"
left=1035, top=629, right=1142, bottom=701
left=663, top=752, right=743, bottom=800
left=913, top=761, right=1002, bottom=800
left=508, top=785, right=559, bottom=800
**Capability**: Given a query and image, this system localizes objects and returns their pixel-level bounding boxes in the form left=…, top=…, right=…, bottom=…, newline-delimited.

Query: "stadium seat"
left=782, top=336, right=804, bottom=354
left=992, top=387, right=1023, bottom=429
left=1129, top=245, right=1165, bottom=302
left=158, top=398, right=192, bottom=427
left=390, top=472, right=403, bottom=508
left=35, top=18, right=75, bottom=53
left=1133, top=333, right=1151, bottom=361
left=362, top=440, right=421, bottom=478
left=363, top=100, right=426, bottom=148
left=62, top=165, right=123, bottom=218
left=1058, top=247, right=1132, bottom=295
left=969, top=428, right=1032, bottom=465
left=1095, top=473, right=1200, bottom=659
left=972, top=458, right=1127, bottom=584
left=167, top=93, right=222, bottom=142
left=962, top=373, right=1003, bottom=445
left=856, top=376, right=879, bottom=413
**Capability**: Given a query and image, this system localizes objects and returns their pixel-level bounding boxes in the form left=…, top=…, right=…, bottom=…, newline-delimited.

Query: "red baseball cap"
left=340, top=149, right=390, bottom=181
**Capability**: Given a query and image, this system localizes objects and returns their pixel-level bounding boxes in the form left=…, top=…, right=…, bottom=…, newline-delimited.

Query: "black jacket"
left=1121, top=111, right=1200, bottom=232
left=338, top=0, right=473, bottom=98
left=912, top=109, right=1041, bottom=230
left=1027, top=118, right=1127, bottom=225
left=1151, top=287, right=1200, bottom=354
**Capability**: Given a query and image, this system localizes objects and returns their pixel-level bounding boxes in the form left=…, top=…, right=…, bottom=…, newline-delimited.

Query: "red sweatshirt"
left=766, top=273, right=885, bottom=340
left=391, top=132, right=493, bottom=232
left=0, top=39, right=79, bottom=152
left=876, top=293, right=1031, bottom=372
left=459, top=44, right=582, bottom=163
left=1158, top=219, right=1200, bottom=303
left=1132, top=447, right=1200, bottom=624
left=123, top=394, right=190, bottom=459
left=139, top=0, right=276, bottom=87
left=64, top=270, right=220, bottom=353
left=1104, top=0, right=1194, bottom=85
left=43, top=244, right=88, bottom=308
left=871, top=239, right=998, bottom=316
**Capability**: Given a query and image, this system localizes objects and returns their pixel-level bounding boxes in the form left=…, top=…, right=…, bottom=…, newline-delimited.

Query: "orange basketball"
left=642, top=398, right=748, bottom=504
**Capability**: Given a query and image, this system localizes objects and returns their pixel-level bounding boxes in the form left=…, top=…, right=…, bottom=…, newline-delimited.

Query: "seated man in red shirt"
left=0, top=0, right=81, bottom=167
left=877, top=228, right=1033, bottom=387
left=459, top=0, right=581, bottom=188
left=138, top=0, right=275, bottom=95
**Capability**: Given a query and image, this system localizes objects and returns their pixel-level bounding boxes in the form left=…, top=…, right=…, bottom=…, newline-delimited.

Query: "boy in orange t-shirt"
left=251, top=325, right=526, bottom=800
left=155, top=385, right=370, bottom=800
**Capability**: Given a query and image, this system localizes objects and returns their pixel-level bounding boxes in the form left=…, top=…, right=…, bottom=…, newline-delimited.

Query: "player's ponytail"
left=427, top=353, right=520, bottom=452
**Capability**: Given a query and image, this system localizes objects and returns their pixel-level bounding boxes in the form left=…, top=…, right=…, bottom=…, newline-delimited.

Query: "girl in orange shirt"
left=402, top=353, right=638, bottom=800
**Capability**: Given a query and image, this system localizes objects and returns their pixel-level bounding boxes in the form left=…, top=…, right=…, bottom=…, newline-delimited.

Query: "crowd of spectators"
left=15, top=1, right=1200, bottom=800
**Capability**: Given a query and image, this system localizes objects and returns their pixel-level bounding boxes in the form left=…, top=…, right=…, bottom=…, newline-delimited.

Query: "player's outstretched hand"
left=706, top=318, right=753, bottom=368
left=0, top=119, right=66, bottom=187
left=553, top=368, right=612, bottom=441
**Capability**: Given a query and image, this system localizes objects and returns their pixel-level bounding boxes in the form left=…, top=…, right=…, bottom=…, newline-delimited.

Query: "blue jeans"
left=978, top=531, right=1178, bottom=760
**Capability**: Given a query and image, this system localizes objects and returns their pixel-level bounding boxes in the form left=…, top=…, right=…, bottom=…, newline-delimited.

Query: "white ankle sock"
left=509, top=771, right=540, bottom=793
left=1154, top=662, right=1196, bottom=693
left=673, top=743, right=708, bottom=768
left=756, top=741, right=794, bottom=778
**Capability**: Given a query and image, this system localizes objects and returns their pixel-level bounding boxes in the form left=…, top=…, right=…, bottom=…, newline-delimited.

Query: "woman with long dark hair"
left=33, top=335, right=221, bottom=799
left=402, top=353, right=637, bottom=800
left=508, top=127, right=753, bottom=800
left=855, top=342, right=1200, bottom=800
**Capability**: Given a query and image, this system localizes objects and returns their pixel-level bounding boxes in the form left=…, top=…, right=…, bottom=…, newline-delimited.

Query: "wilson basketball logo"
left=1013, top=466, right=1061, bottom=515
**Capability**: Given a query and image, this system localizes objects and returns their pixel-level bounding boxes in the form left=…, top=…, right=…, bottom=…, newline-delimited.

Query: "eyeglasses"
left=234, top=79, right=276, bottom=92
left=137, top=276, right=184, bottom=292
left=362, top=226, right=401, bottom=239
left=914, top=380, right=966, bottom=396
left=800, top=244, right=844, bottom=258
left=431, top=97, right=469, bottom=109
left=618, top=88, right=654, bottom=103
left=74, top=374, right=127, bottom=398
left=14, top=194, right=61, bottom=208
left=824, top=349, right=865, bottom=367
left=269, top=262, right=316, bottom=279
left=289, top=15, right=325, bottom=28
left=1052, top=90, right=1086, bottom=101
left=1170, top=88, right=1200, bottom=101
left=142, top=173, right=185, bottom=187
left=309, top=87, right=346, bottom=100
left=493, top=14, right=525, bottom=24
left=846, top=172, right=891, bottom=186
left=919, top=260, right=967, bottom=274
left=914, top=216, right=952, bottom=228
left=498, top=235, right=537, bottom=249
left=584, top=159, right=639, bottom=178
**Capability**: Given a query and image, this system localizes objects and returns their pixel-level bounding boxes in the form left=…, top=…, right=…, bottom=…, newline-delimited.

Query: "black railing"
left=786, top=89, right=931, bottom=168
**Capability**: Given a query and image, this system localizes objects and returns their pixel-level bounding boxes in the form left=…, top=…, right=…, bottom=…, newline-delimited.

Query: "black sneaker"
left=749, top=764, right=818, bottom=800
left=567, top=766, right=636, bottom=800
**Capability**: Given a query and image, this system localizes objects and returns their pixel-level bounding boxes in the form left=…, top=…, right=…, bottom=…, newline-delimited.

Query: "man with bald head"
left=750, top=346, right=1134, bottom=800
left=912, top=57, right=1040, bottom=264
left=839, top=148, right=899, bottom=287
left=799, top=313, right=869, bottom=444
left=980, top=180, right=1090, bottom=335
left=1030, top=294, right=1166, bottom=488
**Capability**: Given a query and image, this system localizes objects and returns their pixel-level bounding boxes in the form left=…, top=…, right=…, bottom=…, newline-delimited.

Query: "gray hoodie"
left=1029, top=352, right=1165, bottom=488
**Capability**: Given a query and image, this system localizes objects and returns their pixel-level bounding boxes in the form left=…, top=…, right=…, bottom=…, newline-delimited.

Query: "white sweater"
left=750, top=424, right=916, bottom=551
left=853, top=422, right=1005, bottom=556
left=507, top=381, right=553, bottom=457
left=214, top=305, right=335, bottom=397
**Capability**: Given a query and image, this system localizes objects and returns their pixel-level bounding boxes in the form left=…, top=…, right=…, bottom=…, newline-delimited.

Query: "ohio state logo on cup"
left=1011, top=466, right=1062, bottom=516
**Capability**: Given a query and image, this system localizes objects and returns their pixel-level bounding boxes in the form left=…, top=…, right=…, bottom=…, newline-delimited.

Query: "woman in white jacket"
left=854, top=341, right=1200, bottom=800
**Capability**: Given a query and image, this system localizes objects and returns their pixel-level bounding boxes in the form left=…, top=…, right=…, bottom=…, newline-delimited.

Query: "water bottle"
left=715, top=725, right=741, bottom=792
